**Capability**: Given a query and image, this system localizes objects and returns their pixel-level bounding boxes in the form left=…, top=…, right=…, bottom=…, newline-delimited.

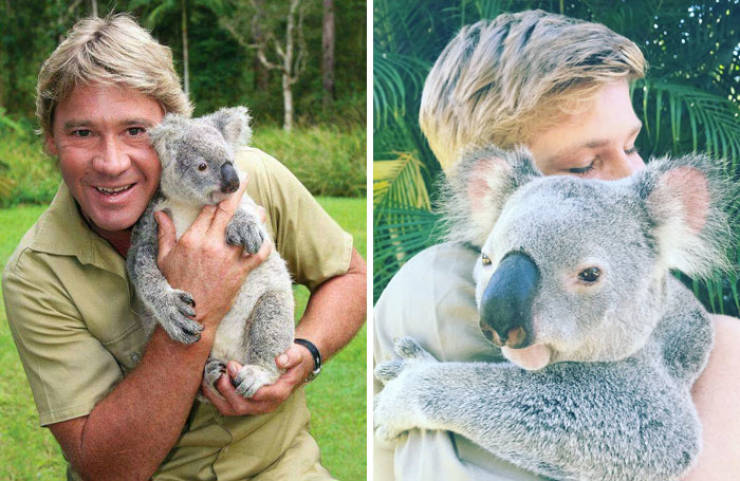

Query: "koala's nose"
left=479, top=252, right=539, bottom=349
left=220, top=162, right=240, bottom=193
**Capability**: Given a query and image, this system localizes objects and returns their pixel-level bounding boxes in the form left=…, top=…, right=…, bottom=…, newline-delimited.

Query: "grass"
left=0, top=197, right=366, bottom=481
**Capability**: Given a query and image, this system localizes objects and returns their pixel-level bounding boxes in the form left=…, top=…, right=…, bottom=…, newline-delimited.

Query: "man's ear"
left=440, top=146, right=541, bottom=247
left=202, top=106, right=252, bottom=148
left=637, top=154, right=734, bottom=277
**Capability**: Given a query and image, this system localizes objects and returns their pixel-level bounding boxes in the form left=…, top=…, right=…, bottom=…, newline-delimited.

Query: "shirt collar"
left=29, top=183, right=128, bottom=278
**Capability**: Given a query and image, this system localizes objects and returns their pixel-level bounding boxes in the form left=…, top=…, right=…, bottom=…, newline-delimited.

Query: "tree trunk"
left=90, top=0, right=97, bottom=16
left=181, top=0, right=190, bottom=96
left=283, top=73, right=293, bottom=131
left=321, top=0, right=335, bottom=111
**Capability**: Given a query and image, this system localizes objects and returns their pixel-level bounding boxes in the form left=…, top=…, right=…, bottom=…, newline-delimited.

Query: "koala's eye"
left=197, top=162, right=208, bottom=172
left=578, top=267, right=601, bottom=283
left=481, top=253, right=492, bottom=266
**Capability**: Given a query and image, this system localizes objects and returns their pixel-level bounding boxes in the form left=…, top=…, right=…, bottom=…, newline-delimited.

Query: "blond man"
left=374, top=10, right=740, bottom=480
left=4, top=14, right=366, bottom=480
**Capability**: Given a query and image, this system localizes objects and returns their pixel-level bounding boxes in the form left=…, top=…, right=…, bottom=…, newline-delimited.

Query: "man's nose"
left=92, top=135, right=131, bottom=176
left=603, top=150, right=645, bottom=180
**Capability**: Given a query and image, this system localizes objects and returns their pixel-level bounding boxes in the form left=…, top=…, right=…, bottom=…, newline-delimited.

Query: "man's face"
left=528, top=79, right=645, bottom=180
left=46, top=83, right=164, bottom=236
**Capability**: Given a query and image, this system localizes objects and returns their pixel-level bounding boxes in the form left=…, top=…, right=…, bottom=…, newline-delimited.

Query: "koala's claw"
left=375, top=360, right=404, bottom=384
left=204, top=358, right=227, bottom=389
left=232, top=364, right=279, bottom=398
left=226, top=219, right=264, bottom=254
left=394, top=337, right=436, bottom=361
left=160, top=288, right=202, bottom=344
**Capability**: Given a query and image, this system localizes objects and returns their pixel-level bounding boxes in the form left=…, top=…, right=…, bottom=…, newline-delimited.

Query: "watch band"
left=294, top=338, right=322, bottom=381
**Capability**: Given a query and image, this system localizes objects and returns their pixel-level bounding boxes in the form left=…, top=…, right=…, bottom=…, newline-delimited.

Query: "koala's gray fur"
left=375, top=147, right=735, bottom=481
left=127, top=106, right=294, bottom=398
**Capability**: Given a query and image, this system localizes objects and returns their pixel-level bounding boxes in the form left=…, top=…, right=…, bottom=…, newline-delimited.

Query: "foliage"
left=252, top=124, right=366, bottom=197
left=0, top=128, right=60, bottom=208
left=0, top=197, right=366, bottom=481
left=0, top=0, right=366, bottom=128
left=373, top=0, right=740, bottom=316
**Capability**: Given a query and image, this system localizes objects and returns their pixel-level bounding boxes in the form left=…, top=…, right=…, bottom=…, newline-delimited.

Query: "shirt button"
left=130, top=352, right=141, bottom=364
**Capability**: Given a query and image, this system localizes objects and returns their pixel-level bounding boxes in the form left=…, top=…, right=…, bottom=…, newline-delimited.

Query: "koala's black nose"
left=479, top=252, right=539, bottom=349
left=220, top=162, right=240, bottom=193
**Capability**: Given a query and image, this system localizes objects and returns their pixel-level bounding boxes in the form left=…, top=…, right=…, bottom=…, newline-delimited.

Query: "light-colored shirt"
left=3, top=147, right=352, bottom=479
left=374, top=241, right=544, bottom=481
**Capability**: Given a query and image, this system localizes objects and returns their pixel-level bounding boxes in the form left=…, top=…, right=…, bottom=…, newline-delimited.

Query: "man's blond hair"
left=36, top=13, right=192, bottom=137
left=420, top=10, right=646, bottom=170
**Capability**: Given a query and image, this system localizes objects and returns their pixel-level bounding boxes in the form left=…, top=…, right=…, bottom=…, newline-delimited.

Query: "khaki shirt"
left=374, top=242, right=543, bottom=481
left=3, top=147, right=352, bottom=479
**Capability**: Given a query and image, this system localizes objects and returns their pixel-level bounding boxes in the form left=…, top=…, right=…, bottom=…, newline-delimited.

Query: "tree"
left=219, top=0, right=310, bottom=130
left=322, top=0, right=335, bottom=110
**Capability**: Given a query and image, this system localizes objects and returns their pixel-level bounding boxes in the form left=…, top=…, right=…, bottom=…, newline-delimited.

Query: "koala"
left=127, top=106, right=294, bottom=399
left=374, top=146, right=734, bottom=481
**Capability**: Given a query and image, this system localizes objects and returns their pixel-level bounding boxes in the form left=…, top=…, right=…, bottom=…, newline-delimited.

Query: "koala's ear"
left=440, top=146, right=541, bottom=246
left=148, top=113, right=189, bottom=168
left=202, top=106, right=252, bottom=148
left=636, top=154, right=734, bottom=277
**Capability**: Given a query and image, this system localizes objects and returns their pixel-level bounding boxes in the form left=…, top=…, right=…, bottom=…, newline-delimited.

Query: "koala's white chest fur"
left=156, top=198, right=211, bottom=239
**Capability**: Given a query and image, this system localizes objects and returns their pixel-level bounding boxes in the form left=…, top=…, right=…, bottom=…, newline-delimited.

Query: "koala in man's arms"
left=127, top=106, right=294, bottom=399
left=375, top=146, right=735, bottom=481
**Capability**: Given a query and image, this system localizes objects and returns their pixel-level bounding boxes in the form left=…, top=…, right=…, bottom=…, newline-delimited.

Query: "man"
left=374, top=10, right=740, bottom=480
left=3, top=14, right=366, bottom=480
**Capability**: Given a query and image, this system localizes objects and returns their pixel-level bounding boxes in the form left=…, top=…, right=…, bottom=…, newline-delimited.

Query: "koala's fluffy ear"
left=202, top=106, right=252, bottom=148
left=636, top=154, right=734, bottom=277
left=148, top=113, right=190, bottom=168
left=440, top=146, right=541, bottom=246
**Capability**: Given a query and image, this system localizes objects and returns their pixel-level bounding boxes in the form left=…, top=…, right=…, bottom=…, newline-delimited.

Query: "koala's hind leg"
left=233, top=290, right=295, bottom=398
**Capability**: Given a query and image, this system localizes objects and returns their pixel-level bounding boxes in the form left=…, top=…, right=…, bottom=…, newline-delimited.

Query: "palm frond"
left=374, top=152, right=431, bottom=212
left=372, top=52, right=430, bottom=129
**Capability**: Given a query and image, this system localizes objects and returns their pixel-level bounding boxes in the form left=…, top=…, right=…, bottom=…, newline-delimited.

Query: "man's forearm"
left=295, top=249, right=367, bottom=361
left=50, top=325, right=217, bottom=481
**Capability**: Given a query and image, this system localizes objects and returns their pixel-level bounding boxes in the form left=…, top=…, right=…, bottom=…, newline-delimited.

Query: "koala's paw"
left=204, top=358, right=227, bottom=390
left=160, top=288, right=203, bottom=344
left=231, top=364, right=279, bottom=398
left=375, top=337, right=437, bottom=385
left=225, top=218, right=265, bottom=254
left=374, top=372, right=420, bottom=443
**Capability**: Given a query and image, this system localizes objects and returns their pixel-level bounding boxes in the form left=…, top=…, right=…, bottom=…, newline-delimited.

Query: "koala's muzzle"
left=220, top=162, right=240, bottom=193
left=479, top=252, right=539, bottom=349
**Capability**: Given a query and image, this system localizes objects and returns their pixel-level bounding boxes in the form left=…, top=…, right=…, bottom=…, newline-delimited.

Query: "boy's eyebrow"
left=582, top=124, right=642, bottom=149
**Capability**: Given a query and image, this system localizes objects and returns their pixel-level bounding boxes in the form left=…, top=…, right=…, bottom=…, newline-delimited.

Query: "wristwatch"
left=294, top=338, right=322, bottom=381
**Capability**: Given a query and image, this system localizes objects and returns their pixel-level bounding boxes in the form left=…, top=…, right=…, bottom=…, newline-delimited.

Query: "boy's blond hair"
left=36, top=13, right=192, bottom=137
left=420, top=10, right=646, bottom=170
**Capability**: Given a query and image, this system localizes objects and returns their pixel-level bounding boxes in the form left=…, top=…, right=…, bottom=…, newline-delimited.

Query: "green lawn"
left=0, top=197, right=367, bottom=481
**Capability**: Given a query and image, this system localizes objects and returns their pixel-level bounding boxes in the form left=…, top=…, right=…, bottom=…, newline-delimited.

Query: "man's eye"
left=71, top=129, right=92, bottom=137
left=127, top=127, right=147, bottom=136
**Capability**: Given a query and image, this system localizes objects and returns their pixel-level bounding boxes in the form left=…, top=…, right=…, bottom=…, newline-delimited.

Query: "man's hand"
left=202, top=343, right=315, bottom=415
left=154, top=176, right=272, bottom=331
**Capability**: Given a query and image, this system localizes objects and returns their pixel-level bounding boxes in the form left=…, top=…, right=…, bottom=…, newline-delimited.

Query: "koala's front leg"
left=127, top=207, right=204, bottom=344
left=375, top=337, right=699, bottom=481
left=225, top=208, right=265, bottom=254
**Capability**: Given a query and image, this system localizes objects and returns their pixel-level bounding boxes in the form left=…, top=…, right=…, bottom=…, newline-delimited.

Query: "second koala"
left=127, top=106, right=294, bottom=398
left=375, top=147, right=734, bottom=480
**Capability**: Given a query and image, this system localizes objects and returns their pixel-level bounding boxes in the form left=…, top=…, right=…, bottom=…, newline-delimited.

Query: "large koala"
left=127, top=106, right=294, bottom=398
left=374, top=147, right=734, bottom=481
